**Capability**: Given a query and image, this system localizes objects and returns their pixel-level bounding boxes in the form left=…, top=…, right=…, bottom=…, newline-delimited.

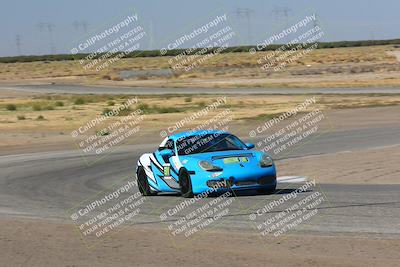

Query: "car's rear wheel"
left=179, top=169, right=194, bottom=198
left=137, top=167, right=157, bottom=196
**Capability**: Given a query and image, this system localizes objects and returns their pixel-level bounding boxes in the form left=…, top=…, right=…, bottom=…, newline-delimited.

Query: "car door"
left=153, top=139, right=180, bottom=190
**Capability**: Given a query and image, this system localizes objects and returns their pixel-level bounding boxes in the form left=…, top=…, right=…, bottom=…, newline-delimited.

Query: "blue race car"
left=136, top=130, right=276, bottom=198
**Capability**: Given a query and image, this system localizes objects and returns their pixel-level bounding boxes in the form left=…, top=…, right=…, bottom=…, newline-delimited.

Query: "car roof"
left=169, top=129, right=229, bottom=141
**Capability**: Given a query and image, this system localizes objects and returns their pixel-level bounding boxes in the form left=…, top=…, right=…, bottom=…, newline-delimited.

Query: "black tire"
left=179, top=169, right=194, bottom=198
left=257, top=184, right=277, bottom=195
left=137, top=167, right=157, bottom=196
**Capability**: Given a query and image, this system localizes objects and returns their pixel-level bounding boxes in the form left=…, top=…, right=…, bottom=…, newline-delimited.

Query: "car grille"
left=235, top=180, right=257, bottom=186
left=207, top=175, right=276, bottom=188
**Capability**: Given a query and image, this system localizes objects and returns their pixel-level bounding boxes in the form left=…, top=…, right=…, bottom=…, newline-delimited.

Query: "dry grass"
left=0, top=45, right=399, bottom=88
left=1, top=93, right=399, bottom=133
left=0, top=92, right=399, bottom=154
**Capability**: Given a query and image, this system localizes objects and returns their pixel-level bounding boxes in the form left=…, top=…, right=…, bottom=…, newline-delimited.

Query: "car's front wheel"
left=137, top=167, right=157, bottom=196
left=179, top=169, right=194, bottom=198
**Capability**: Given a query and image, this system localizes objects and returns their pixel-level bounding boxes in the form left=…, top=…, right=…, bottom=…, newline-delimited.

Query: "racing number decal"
left=163, top=165, right=171, bottom=176
left=239, top=157, right=249, bottom=162
left=223, top=157, right=249, bottom=164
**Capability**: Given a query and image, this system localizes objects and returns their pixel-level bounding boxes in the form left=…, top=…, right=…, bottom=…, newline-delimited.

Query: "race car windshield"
left=176, top=133, right=247, bottom=155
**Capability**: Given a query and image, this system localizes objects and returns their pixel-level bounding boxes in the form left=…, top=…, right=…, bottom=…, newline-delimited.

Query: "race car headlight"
left=259, top=154, right=273, bottom=167
left=198, top=160, right=222, bottom=171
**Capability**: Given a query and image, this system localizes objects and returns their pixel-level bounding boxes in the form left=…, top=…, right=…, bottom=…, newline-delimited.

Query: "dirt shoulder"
left=0, top=217, right=399, bottom=267
left=277, top=145, right=400, bottom=184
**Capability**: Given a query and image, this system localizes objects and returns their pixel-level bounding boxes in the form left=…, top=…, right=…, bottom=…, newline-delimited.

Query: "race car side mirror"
left=245, top=143, right=255, bottom=149
left=159, top=149, right=174, bottom=158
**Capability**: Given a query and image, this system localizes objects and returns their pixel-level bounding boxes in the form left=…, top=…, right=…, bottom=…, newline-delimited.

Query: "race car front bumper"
left=190, top=165, right=277, bottom=194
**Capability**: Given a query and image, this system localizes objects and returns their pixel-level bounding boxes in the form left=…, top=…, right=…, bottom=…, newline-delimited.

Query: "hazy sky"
left=0, top=0, right=399, bottom=57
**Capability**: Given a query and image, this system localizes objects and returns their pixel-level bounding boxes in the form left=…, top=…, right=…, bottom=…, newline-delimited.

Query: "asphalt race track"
left=2, top=84, right=400, bottom=95
left=1, top=124, right=400, bottom=237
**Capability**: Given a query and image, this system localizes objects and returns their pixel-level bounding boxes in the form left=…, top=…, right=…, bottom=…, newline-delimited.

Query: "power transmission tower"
left=272, top=6, right=292, bottom=22
left=81, top=21, right=88, bottom=33
left=16, top=34, right=21, bottom=55
left=45, top=22, right=56, bottom=54
left=148, top=20, right=155, bottom=50
left=46, top=22, right=55, bottom=33
left=73, top=21, right=89, bottom=33
left=36, top=22, right=46, bottom=54
left=312, top=14, right=323, bottom=42
left=370, top=30, right=375, bottom=40
left=271, top=6, right=292, bottom=44
left=313, top=13, right=319, bottom=28
left=236, top=8, right=254, bottom=45
left=37, top=22, right=46, bottom=32
left=73, top=20, right=80, bottom=31
left=282, top=7, right=291, bottom=18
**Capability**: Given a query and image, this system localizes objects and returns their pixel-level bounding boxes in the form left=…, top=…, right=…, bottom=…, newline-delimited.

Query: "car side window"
left=165, top=139, right=174, bottom=150
left=159, top=139, right=174, bottom=152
